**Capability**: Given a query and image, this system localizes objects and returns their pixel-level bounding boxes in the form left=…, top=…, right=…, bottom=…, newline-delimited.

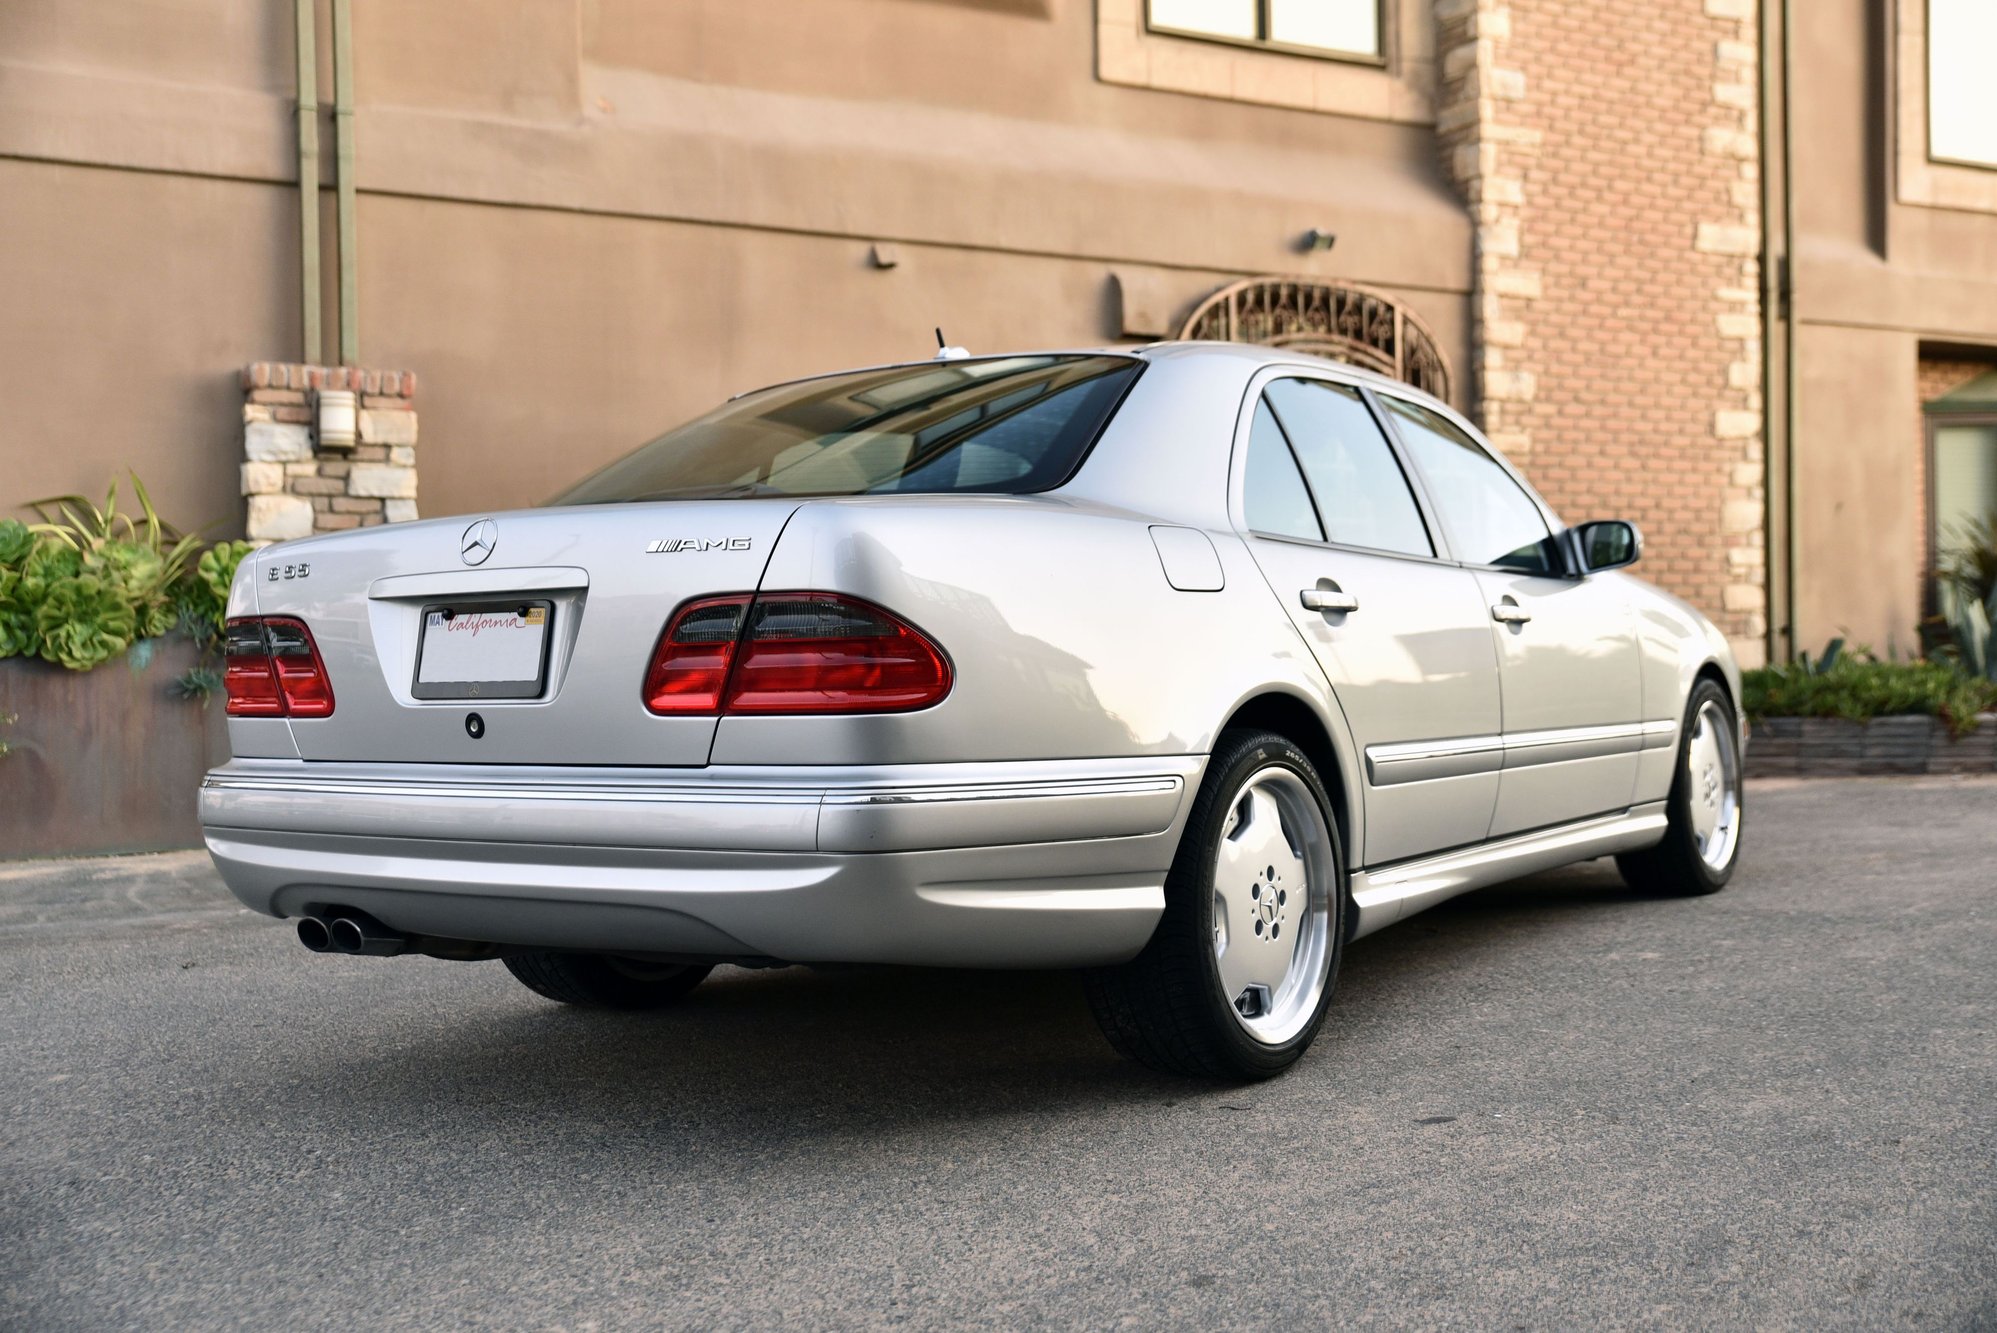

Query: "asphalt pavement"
left=3, top=777, right=1994, bottom=1330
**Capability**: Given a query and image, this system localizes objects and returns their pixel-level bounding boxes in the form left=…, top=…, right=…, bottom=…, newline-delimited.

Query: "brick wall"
left=1439, top=0, right=1767, bottom=666
left=240, top=363, right=419, bottom=544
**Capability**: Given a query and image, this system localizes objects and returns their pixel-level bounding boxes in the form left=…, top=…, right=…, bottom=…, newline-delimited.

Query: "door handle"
left=1490, top=601, right=1532, bottom=624
left=1301, top=588, right=1359, bottom=614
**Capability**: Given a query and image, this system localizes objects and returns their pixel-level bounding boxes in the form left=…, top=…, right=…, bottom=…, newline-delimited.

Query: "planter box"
left=0, top=639, right=230, bottom=859
left=1746, top=713, right=1997, bottom=779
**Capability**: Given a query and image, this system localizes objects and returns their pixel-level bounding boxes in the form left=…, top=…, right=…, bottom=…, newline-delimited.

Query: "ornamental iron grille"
left=1175, top=277, right=1451, bottom=401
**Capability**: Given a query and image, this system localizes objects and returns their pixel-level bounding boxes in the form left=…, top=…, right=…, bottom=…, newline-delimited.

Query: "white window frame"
left=1145, top=0, right=1387, bottom=67
left=1926, top=0, right=1997, bottom=170
left=1897, top=0, right=1997, bottom=212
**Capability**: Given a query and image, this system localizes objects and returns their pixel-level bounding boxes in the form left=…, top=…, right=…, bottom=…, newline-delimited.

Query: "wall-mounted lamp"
left=1299, top=228, right=1338, bottom=253
left=316, top=388, right=357, bottom=451
left=870, top=242, right=901, bottom=270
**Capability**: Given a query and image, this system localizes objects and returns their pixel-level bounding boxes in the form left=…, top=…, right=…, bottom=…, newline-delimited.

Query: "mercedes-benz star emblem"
left=460, top=518, right=498, bottom=566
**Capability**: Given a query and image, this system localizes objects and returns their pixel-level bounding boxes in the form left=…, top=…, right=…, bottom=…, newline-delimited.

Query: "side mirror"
left=1573, top=519, right=1642, bottom=573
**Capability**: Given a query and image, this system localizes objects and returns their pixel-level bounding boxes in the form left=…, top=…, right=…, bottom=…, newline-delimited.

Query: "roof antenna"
left=933, top=326, right=969, bottom=361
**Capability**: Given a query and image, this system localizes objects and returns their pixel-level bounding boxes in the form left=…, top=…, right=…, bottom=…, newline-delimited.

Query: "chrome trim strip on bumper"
left=198, top=758, right=1197, bottom=855
left=1365, top=720, right=1677, bottom=786
left=1347, top=801, right=1669, bottom=939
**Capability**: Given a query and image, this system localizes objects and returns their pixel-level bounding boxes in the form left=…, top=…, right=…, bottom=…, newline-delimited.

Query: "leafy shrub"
left=1744, top=652, right=1997, bottom=739
left=188, top=541, right=254, bottom=636
left=1933, top=514, right=1997, bottom=682
left=1, top=474, right=247, bottom=673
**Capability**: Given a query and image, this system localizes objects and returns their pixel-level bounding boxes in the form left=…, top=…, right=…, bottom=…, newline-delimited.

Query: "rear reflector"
left=643, top=592, right=951, bottom=716
left=224, top=617, right=335, bottom=718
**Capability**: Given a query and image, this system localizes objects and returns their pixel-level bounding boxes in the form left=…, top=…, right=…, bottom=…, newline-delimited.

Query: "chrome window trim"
left=1227, top=364, right=1463, bottom=566
left=1240, top=527, right=1464, bottom=571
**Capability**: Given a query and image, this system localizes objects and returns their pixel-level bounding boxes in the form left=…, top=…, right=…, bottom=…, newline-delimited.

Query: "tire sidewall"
left=1668, top=680, right=1744, bottom=890
left=1177, top=731, right=1346, bottom=1074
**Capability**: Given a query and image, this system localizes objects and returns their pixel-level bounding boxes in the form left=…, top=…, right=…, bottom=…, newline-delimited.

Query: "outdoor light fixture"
left=316, top=387, right=357, bottom=450
left=1300, top=228, right=1338, bottom=252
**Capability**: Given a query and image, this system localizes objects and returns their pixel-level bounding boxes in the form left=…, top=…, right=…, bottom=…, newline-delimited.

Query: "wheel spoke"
left=1209, top=768, right=1329, bottom=1039
left=1682, top=700, right=1741, bottom=869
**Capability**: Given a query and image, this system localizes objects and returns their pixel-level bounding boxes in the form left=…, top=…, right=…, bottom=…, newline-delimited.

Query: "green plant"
left=33, top=573, right=140, bottom=671
left=28, top=474, right=202, bottom=641
left=175, top=665, right=224, bottom=702
left=1934, top=514, right=1997, bottom=683
left=1744, top=650, right=1997, bottom=739
left=2, top=473, right=246, bottom=674
left=186, top=540, right=254, bottom=637
left=0, top=519, right=33, bottom=566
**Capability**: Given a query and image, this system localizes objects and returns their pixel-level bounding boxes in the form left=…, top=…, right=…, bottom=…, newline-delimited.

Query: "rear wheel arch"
left=1216, top=692, right=1355, bottom=878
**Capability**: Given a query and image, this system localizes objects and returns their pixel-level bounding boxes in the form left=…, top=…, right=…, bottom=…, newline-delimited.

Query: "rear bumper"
left=200, top=756, right=1201, bottom=968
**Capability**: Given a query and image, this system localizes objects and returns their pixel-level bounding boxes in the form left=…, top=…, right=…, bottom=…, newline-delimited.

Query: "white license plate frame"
left=411, top=599, right=554, bottom=701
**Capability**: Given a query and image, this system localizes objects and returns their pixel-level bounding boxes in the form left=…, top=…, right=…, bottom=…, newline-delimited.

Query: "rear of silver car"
left=200, top=354, right=1202, bottom=968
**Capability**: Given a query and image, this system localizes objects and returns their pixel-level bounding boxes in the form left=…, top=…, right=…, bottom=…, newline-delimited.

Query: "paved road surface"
left=4, top=777, right=1994, bottom=1329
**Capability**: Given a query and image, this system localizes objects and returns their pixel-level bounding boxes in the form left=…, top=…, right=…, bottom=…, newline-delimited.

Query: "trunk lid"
left=248, top=501, right=799, bottom=765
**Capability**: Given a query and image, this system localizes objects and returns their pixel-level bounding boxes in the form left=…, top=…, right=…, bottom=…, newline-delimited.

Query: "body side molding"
left=1347, top=801, right=1670, bottom=938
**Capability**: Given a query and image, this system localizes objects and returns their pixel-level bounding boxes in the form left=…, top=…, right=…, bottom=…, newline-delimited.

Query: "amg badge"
left=645, top=537, right=752, bottom=554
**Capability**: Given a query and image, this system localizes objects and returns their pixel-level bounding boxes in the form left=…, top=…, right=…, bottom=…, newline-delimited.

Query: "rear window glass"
left=548, top=355, right=1142, bottom=505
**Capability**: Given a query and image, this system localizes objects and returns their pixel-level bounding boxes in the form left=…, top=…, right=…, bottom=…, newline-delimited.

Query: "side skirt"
left=1348, top=802, right=1669, bottom=940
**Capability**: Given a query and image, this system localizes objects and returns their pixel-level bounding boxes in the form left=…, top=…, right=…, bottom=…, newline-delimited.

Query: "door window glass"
left=1243, top=399, right=1323, bottom=541
left=1380, top=396, right=1558, bottom=573
left=1263, top=378, right=1433, bottom=558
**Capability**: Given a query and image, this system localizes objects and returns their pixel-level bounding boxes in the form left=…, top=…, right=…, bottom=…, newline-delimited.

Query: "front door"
left=1235, top=376, right=1503, bottom=866
left=1375, top=394, right=1644, bottom=837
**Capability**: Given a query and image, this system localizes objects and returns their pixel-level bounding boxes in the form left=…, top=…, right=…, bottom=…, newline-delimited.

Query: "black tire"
left=503, top=953, right=713, bottom=1009
left=1615, top=678, right=1744, bottom=897
left=1085, top=728, right=1346, bottom=1081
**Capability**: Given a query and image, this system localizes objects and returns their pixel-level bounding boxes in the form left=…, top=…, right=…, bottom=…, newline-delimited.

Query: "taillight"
left=224, top=617, right=335, bottom=718
left=643, top=595, right=751, bottom=715
left=642, top=592, right=951, bottom=716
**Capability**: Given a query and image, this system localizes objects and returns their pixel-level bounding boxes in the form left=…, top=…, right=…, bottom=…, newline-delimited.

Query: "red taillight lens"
left=642, top=592, right=951, bottom=716
left=224, top=616, right=334, bottom=718
left=643, top=595, right=751, bottom=714
left=726, top=594, right=952, bottom=714
left=223, top=619, right=283, bottom=716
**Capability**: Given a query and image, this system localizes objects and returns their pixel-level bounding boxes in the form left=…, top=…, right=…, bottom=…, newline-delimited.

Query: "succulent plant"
left=0, top=519, right=34, bottom=569
left=0, top=568, right=35, bottom=659
left=192, top=540, right=255, bottom=631
left=33, top=574, right=138, bottom=671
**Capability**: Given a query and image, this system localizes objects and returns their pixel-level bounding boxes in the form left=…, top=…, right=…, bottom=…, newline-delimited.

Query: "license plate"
left=412, top=600, right=553, bottom=700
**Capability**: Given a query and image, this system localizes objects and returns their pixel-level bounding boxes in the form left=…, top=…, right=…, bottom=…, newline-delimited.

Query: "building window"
left=1146, top=0, right=1382, bottom=62
left=1925, top=371, right=1997, bottom=587
left=1929, top=0, right=1997, bottom=168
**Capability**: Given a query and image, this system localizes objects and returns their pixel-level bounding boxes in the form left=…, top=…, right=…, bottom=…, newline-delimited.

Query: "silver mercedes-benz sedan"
left=201, top=342, right=1744, bottom=1079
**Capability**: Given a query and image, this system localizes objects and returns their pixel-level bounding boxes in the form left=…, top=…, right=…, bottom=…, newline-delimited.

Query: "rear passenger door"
left=1376, top=394, right=1644, bottom=836
left=1234, top=374, right=1503, bottom=866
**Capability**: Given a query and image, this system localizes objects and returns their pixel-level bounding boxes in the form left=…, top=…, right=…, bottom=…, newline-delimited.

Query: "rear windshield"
left=548, top=354, right=1142, bottom=505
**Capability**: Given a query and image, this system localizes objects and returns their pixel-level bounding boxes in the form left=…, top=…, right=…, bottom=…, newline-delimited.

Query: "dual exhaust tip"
left=296, top=909, right=410, bottom=957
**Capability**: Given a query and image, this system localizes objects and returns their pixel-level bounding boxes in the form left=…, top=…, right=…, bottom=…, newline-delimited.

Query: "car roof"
left=732, top=341, right=1453, bottom=417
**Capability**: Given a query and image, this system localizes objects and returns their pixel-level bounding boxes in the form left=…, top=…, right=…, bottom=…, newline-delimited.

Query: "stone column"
left=240, top=363, right=420, bottom=544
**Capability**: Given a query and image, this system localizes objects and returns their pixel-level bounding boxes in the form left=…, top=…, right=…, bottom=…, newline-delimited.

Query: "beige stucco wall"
left=0, top=0, right=1473, bottom=535
left=0, top=158, right=299, bottom=536
left=363, top=195, right=1469, bottom=518
left=1785, top=0, right=1997, bottom=655
left=1791, top=324, right=1922, bottom=657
